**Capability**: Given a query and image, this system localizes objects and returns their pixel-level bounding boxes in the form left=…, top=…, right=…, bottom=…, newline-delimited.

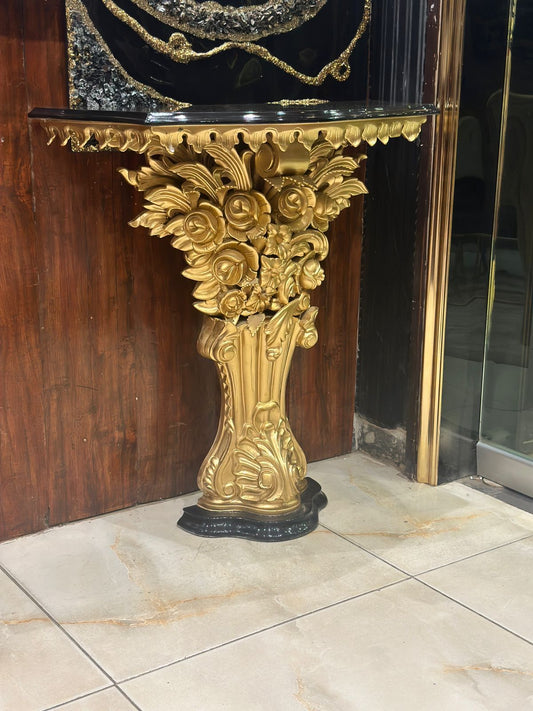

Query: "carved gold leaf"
left=40, top=116, right=427, bottom=155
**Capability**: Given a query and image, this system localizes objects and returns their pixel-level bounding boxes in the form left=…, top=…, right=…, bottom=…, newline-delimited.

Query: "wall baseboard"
left=353, top=414, right=407, bottom=471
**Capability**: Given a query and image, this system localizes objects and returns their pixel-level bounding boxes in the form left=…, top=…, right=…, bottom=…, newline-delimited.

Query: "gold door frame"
left=415, top=0, right=467, bottom=485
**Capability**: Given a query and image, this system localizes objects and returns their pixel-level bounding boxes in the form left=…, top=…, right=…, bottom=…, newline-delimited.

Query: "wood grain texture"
left=288, top=154, right=364, bottom=461
left=0, top=0, right=363, bottom=540
left=356, top=138, right=420, bottom=429
left=0, top=3, right=47, bottom=538
left=0, top=1, right=48, bottom=539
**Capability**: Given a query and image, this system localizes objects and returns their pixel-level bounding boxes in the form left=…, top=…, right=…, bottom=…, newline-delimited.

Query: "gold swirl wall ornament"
left=99, top=0, right=372, bottom=86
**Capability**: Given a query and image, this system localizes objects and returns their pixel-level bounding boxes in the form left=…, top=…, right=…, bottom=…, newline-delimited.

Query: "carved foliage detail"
left=233, top=401, right=304, bottom=507
left=120, top=138, right=367, bottom=321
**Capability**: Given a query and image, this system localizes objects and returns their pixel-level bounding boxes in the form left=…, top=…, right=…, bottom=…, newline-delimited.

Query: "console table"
left=30, top=102, right=434, bottom=540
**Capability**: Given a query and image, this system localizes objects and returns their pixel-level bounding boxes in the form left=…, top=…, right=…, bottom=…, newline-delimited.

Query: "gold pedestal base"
left=177, top=477, right=327, bottom=541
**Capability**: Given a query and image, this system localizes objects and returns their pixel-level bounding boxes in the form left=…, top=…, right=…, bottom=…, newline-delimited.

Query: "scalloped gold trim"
left=39, top=115, right=427, bottom=154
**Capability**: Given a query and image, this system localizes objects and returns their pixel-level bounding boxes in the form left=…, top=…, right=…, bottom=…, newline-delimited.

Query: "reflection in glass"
left=480, top=0, right=533, bottom=457
left=439, top=0, right=511, bottom=479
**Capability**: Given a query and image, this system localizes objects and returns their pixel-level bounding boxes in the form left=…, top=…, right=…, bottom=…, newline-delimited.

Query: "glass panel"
left=480, top=0, right=533, bottom=457
left=439, top=0, right=511, bottom=479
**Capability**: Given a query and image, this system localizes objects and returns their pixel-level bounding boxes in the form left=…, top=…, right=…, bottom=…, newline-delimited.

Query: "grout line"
left=44, top=686, right=142, bottom=711
left=414, top=532, right=533, bottom=575
left=319, top=523, right=533, bottom=577
left=416, top=577, right=533, bottom=647
left=43, top=685, right=142, bottom=711
left=0, top=563, right=139, bottom=708
left=42, top=685, right=139, bottom=711
left=117, top=577, right=409, bottom=685
left=115, top=685, right=144, bottom=710
left=318, top=523, right=413, bottom=576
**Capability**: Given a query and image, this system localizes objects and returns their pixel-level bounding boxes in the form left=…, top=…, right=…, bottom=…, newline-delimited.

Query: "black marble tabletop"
left=29, top=101, right=437, bottom=126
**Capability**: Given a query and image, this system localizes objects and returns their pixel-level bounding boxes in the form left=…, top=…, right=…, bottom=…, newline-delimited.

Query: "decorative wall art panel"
left=66, top=0, right=371, bottom=110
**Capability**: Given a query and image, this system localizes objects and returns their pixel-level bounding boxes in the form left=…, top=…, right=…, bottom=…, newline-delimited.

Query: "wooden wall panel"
left=0, top=2, right=47, bottom=538
left=0, top=0, right=363, bottom=541
left=288, top=170, right=364, bottom=461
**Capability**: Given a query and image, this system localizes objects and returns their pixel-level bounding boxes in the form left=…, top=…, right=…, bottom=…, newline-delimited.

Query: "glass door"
left=478, top=0, right=533, bottom=496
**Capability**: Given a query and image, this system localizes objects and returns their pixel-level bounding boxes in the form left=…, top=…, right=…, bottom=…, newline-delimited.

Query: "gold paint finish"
left=119, top=138, right=366, bottom=320
left=41, top=114, right=426, bottom=515
left=196, top=310, right=310, bottom=513
left=415, top=0, right=467, bottom=486
left=40, top=115, right=427, bottom=154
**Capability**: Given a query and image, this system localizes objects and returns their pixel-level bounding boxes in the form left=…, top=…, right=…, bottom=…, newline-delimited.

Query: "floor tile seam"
left=117, top=577, right=409, bottom=685
left=41, top=684, right=132, bottom=711
left=416, top=577, right=533, bottom=647
left=43, top=686, right=143, bottom=711
left=0, top=562, right=123, bottom=689
left=320, top=524, right=533, bottom=576
left=413, top=532, right=533, bottom=576
left=318, top=523, right=413, bottom=576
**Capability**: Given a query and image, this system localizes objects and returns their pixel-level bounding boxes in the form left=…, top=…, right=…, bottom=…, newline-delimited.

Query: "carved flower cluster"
left=121, top=140, right=366, bottom=321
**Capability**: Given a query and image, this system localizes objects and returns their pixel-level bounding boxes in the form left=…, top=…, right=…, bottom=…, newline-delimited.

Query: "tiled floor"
left=1, top=453, right=533, bottom=711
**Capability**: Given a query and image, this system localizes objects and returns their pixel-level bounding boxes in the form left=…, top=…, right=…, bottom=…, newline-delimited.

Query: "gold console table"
left=30, top=103, right=433, bottom=540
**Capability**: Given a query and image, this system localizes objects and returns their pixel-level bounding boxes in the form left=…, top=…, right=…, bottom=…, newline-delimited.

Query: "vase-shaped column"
left=196, top=299, right=319, bottom=515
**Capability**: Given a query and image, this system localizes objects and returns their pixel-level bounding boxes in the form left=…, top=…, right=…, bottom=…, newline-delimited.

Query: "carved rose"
left=224, top=191, right=271, bottom=242
left=274, top=185, right=316, bottom=232
left=169, top=202, right=225, bottom=254
left=218, top=290, right=247, bottom=319
left=212, top=243, right=259, bottom=286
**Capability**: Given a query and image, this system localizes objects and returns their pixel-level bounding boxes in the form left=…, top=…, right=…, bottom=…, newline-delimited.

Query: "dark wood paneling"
left=24, top=1, right=139, bottom=523
left=0, top=0, right=363, bottom=540
left=356, top=0, right=428, bottom=432
left=0, top=2, right=47, bottom=538
left=288, top=157, right=364, bottom=461
left=356, top=138, right=420, bottom=428
left=129, top=209, right=219, bottom=505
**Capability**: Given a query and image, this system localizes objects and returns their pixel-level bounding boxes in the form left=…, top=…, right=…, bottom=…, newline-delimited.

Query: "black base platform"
left=177, top=478, right=327, bottom=541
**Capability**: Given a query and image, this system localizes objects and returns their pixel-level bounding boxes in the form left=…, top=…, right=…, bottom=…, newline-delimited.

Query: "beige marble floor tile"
left=0, top=570, right=108, bottom=711
left=314, top=453, right=533, bottom=573
left=420, top=536, right=533, bottom=643
left=48, top=687, right=138, bottom=710
left=121, top=579, right=533, bottom=711
left=0, top=495, right=404, bottom=681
